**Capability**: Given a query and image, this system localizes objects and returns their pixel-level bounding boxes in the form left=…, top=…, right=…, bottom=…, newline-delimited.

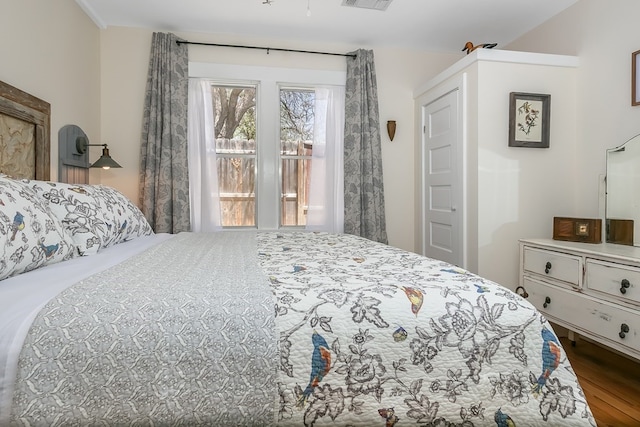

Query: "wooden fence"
left=216, top=138, right=311, bottom=227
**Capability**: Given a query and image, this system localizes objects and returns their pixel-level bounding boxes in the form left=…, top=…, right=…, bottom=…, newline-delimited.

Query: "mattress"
left=1, top=231, right=595, bottom=426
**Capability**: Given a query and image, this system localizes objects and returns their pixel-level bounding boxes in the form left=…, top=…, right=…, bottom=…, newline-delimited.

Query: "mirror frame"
left=605, top=134, right=639, bottom=246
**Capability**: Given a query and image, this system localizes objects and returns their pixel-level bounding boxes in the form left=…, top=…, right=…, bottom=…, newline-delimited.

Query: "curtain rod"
left=176, top=40, right=356, bottom=58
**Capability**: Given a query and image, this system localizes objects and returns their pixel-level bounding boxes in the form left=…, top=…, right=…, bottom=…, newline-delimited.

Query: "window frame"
left=279, top=85, right=315, bottom=228
left=189, top=62, right=346, bottom=230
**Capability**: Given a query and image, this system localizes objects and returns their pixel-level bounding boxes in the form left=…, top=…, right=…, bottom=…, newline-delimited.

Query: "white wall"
left=0, top=0, right=101, bottom=179
left=507, top=0, right=640, bottom=220
left=0, top=0, right=463, bottom=251
left=98, top=26, right=461, bottom=251
left=476, top=58, right=578, bottom=288
left=16, top=0, right=607, bottom=259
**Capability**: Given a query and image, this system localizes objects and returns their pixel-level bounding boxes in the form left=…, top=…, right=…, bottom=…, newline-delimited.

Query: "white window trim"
left=189, top=62, right=346, bottom=230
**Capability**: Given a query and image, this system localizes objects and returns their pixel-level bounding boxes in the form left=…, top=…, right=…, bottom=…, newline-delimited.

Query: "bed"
left=0, top=173, right=597, bottom=426
left=0, top=79, right=594, bottom=426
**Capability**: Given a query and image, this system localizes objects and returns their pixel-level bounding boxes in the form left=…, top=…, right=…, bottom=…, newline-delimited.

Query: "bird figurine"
left=39, top=242, right=60, bottom=259
left=401, top=286, right=424, bottom=317
left=10, top=211, right=25, bottom=241
left=297, top=331, right=331, bottom=407
left=378, top=407, right=400, bottom=427
left=462, top=41, right=498, bottom=54
left=532, top=327, right=562, bottom=395
left=494, top=408, right=516, bottom=427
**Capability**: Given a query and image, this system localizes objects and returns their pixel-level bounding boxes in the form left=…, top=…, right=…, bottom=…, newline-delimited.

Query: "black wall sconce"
left=75, top=136, right=122, bottom=169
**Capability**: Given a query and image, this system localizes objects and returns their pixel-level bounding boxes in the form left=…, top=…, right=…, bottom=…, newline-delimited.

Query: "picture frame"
left=508, top=92, right=550, bottom=148
left=632, top=49, right=640, bottom=106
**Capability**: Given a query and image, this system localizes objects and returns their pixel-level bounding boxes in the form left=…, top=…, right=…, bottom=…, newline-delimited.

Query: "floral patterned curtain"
left=343, top=49, right=388, bottom=244
left=139, top=32, right=190, bottom=233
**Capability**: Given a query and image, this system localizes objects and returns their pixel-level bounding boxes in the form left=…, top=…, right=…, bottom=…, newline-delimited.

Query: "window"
left=190, top=62, right=346, bottom=231
left=280, top=88, right=314, bottom=227
left=211, top=85, right=257, bottom=227
left=210, top=85, right=317, bottom=227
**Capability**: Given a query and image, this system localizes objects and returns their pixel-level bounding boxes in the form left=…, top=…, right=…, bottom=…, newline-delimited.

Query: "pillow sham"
left=0, top=177, right=76, bottom=280
left=26, top=181, right=154, bottom=256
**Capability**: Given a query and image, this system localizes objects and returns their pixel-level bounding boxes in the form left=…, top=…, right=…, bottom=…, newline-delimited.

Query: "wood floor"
left=560, top=336, right=640, bottom=427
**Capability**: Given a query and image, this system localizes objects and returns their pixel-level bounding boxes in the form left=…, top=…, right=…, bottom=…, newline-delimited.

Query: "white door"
left=421, top=89, right=462, bottom=267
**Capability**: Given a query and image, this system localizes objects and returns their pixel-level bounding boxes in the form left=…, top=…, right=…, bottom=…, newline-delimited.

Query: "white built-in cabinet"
left=413, top=49, right=579, bottom=288
left=519, top=238, right=640, bottom=361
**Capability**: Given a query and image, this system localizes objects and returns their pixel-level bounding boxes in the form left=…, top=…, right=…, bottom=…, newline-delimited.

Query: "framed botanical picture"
left=632, top=49, right=640, bottom=106
left=508, top=92, right=550, bottom=148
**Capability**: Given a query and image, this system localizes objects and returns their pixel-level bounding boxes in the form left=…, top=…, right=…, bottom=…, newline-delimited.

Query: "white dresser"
left=519, top=238, right=640, bottom=360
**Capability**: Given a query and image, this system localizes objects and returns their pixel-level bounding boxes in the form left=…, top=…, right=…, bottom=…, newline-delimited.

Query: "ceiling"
left=76, top=0, right=579, bottom=53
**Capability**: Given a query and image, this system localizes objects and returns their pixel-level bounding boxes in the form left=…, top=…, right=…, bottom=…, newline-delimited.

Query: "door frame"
left=415, top=73, right=467, bottom=269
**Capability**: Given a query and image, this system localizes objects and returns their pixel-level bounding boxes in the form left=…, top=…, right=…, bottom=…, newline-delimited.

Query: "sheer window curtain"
left=305, top=87, right=345, bottom=233
left=188, top=79, right=222, bottom=232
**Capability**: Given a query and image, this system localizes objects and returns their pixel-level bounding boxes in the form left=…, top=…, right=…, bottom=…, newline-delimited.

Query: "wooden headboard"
left=0, top=80, right=50, bottom=180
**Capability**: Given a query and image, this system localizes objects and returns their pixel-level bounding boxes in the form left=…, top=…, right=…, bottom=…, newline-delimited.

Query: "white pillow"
left=26, top=181, right=154, bottom=256
left=0, top=177, right=76, bottom=280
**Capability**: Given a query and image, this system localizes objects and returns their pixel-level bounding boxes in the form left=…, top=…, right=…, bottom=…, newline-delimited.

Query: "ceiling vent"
left=341, top=0, right=392, bottom=11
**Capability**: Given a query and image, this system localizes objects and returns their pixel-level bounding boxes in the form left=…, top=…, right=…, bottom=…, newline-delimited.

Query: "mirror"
left=606, top=134, right=640, bottom=245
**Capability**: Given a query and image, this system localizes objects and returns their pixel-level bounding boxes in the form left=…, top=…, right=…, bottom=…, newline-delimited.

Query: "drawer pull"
left=544, top=262, right=552, bottom=274
left=543, top=296, right=551, bottom=308
left=515, top=286, right=529, bottom=298
left=620, top=279, right=631, bottom=294
left=619, top=323, right=630, bottom=339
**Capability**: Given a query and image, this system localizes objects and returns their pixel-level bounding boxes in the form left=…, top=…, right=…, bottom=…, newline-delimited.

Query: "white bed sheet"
left=0, top=233, right=175, bottom=421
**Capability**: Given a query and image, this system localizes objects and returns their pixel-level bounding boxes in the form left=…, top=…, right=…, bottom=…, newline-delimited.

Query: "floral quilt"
left=257, top=231, right=595, bottom=427
left=7, top=230, right=595, bottom=426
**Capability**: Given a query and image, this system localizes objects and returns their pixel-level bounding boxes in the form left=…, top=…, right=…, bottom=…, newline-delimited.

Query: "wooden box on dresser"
left=519, top=238, right=640, bottom=360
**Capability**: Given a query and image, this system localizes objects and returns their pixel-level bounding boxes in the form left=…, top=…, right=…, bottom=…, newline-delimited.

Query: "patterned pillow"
left=26, top=181, right=154, bottom=256
left=0, top=177, right=76, bottom=280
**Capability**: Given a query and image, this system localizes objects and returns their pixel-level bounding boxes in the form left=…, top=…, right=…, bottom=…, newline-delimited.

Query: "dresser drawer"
left=523, top=277, right=640, bottom=356
left=586, top=259, right=640, bottom=306
left=523, top=246, right=582, bottom=287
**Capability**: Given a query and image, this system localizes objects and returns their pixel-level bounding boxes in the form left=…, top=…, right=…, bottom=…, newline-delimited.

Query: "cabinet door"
left=523, top=247, right=582, bottom=288
left=421, top=89, right=462, bottom=267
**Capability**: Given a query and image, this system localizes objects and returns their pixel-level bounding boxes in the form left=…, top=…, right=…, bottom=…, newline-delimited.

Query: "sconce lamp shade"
left=90, top=146, right=122, bottom=169
left=75, top=137, right=122, bottom=169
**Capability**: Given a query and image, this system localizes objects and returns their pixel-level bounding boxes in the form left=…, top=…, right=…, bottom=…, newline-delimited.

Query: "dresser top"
left=520, top=238, right=640, bottom=263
